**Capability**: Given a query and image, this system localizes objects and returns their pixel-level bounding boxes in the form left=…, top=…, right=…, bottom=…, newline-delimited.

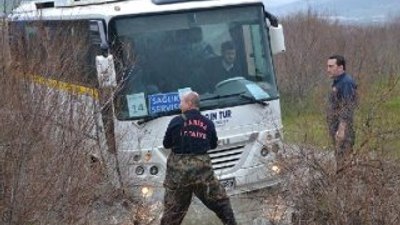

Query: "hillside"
left=267, top=0, right=400, bottom=24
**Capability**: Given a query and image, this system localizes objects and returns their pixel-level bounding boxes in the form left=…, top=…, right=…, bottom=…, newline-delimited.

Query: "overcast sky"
left=263, top=0, right=301, bottom=7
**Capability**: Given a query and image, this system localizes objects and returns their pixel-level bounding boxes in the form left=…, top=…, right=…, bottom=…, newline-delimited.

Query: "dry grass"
left=279, top=145, right=400, bottom=225
left=0, top=10, right=399, bottom=225
left=0, top=21, right=130, bottom=225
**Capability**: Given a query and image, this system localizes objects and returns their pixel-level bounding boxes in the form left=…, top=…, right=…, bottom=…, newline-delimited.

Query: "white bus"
left=9, top=0, right=286, bottom=222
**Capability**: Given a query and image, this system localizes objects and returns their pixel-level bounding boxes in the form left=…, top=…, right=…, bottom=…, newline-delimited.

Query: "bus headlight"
left=150, top=166, right=158, bottom=175
left=275, top=131, right=281, bottom=139
left=135, top=166, right=145, bottom=175
left=261, top=147, right=269, bottom=157
left=133, top=154, right=141, bottom=162
left=141, top=186, right=154, bottom=198
left=266, top=133, right=273, bottom=141
left=271, top=143, right=280, bottom=153
left=144, top=152, right=152, bottom=161
left=272, top=165, right=280, bottom=174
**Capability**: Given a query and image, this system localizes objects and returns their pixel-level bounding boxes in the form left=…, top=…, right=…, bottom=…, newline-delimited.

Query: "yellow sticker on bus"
left=32, top=75, right=99, bottom=99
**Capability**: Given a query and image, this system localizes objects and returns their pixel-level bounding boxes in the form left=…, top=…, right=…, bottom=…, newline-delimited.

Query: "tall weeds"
left=0, top=20, right=121, bottom=224
left=0, top=8, right=399, bottom=225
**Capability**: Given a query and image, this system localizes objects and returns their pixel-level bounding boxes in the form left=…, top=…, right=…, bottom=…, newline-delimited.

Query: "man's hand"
left=335, top=121, right=347, bottom=142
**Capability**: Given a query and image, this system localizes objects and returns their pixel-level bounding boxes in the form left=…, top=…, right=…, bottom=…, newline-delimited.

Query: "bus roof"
left=10, top=0, right=265, bottom=21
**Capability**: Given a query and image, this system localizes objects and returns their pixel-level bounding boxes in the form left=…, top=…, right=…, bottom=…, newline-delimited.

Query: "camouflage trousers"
left=160, top=153, right=237, bottom=225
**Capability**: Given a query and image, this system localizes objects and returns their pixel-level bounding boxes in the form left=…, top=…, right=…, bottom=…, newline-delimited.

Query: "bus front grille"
left=209, top=145, right=245, bottom=171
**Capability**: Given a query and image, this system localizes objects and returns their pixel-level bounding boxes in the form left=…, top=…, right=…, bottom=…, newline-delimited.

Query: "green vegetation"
left=281, top=99, right=329, bottom=148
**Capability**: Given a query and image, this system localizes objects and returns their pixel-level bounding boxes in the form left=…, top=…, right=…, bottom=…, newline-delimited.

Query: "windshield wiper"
left=200, top=92, right=268, bottom=106
left=200, top=92, right=246, bottom=101
left=239, top=94, right=269, bottom=106
left=137, top=109, right=181, bottom=125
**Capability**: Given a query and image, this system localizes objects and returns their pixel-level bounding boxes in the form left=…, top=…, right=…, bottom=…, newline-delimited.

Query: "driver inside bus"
left=202, top=41, right=243, bottom=92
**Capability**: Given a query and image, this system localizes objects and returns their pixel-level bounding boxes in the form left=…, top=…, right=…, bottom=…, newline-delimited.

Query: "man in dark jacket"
left=326, top=55, right=357, bottom=172
left=160, top=91, right=237, bottom=225
left=203, top=41, right=243, bottom=89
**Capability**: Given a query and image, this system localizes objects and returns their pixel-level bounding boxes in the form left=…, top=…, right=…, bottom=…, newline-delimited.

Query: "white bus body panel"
left=12, top=0, right=266, bottom=21
left=116, top=99, right=283, bottom=195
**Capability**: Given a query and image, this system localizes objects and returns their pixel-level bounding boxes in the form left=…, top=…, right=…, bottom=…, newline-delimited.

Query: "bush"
left=279, top=145, right=400, bottom=225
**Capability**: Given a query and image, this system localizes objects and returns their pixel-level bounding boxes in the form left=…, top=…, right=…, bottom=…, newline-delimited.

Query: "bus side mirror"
left=89, top=20, right=117, bottom=88
left=269, top=24, right=286, bottom=54
left=96, top=54, right=117, bottom=88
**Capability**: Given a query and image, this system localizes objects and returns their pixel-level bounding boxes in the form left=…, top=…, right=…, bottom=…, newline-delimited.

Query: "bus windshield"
left=110, top=5, right=278, bottom=120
